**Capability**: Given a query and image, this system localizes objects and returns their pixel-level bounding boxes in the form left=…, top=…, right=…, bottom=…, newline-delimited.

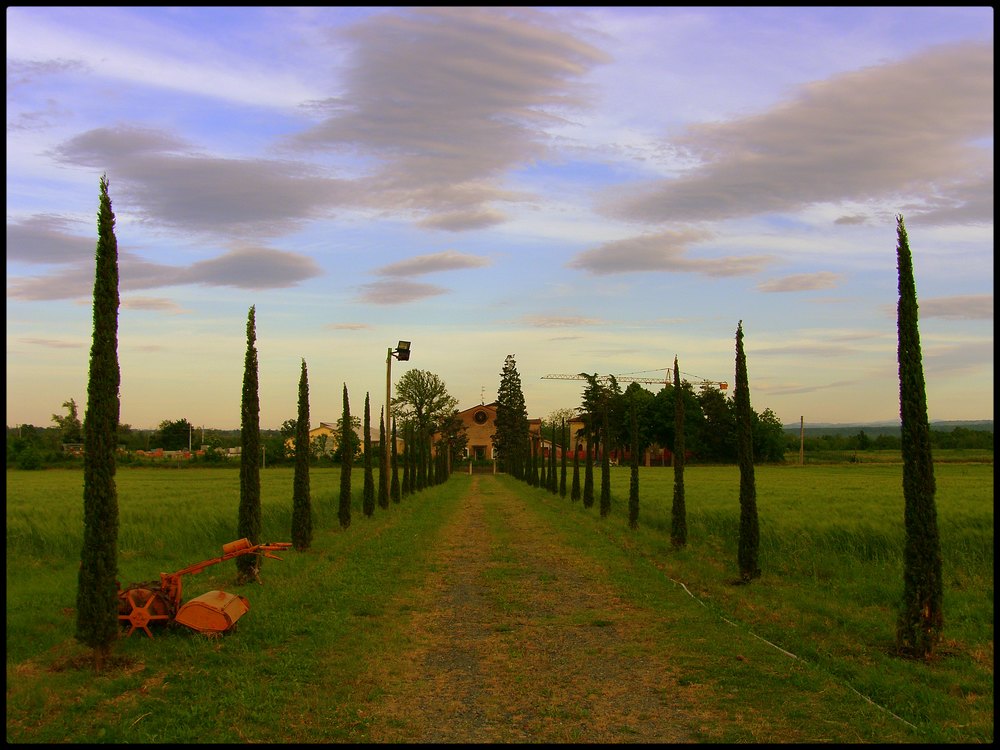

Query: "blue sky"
left=6, top=6, right=993, bottom=430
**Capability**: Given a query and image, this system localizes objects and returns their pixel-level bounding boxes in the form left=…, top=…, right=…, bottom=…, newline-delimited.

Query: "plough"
left=117, top=538, right=292, bottom=638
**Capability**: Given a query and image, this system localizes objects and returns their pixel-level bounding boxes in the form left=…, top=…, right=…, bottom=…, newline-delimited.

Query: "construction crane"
left=541, top=371, right=728, bottom=391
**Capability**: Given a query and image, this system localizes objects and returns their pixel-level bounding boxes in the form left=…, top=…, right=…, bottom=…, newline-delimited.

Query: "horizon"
left=6, top=7, right=993, bottom=431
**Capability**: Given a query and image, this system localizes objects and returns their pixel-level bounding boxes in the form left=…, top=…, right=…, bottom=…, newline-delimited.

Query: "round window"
left=473, top=410, right=488, bottom=424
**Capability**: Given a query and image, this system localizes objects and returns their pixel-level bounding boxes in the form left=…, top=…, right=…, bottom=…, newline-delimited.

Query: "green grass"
left=6, top=467, right=464, bottom=743
left=5, top=462, right=994, bottom=743
left=541, top=461, right=993, bottom=743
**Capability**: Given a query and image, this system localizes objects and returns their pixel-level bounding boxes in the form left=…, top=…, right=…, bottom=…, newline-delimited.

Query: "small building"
left=454, top=403, right=499, bottom=461
left=284, top=421, right=404, bottom=458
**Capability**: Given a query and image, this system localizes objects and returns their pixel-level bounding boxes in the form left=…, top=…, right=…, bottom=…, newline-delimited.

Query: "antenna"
left=480, top=385, right=485, bottom=405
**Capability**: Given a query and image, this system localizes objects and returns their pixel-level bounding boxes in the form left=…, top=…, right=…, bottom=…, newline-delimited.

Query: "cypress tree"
left=583, top=425, right=595, bottom=508
left=559, top=419, right=568, bottom=497
left=735, top=321, right=760, bottom=582
left=407, top=422, right=417, bottom=494
left=416, top=427, right=427, bottom=491
left=571, top=432, right=581, bottom=502
left=339, top=384, right=352, bottom=529
left=362, top=394, right=375, bottom=517
left=391, top=417, right=401, bottom=503
left=549, top=423, right=558, bottom=494
left=401, top=421, right=412, bottom=497
left=894, top=215, right=943, bottom=658
left=75, top=174, right=121, bottom=671
left=378, top=409, right=390, bottom=508
left=600, top=396, right=612, bottom=518
left=628, top=396, right=639, bottom=529
left=531, top=436, right=540, bottom=487
left=538, top=436, right=545, bottom=488
left=671, top=356, right=687, bottom=548
left=291, top=359, right=313, bottom=550
left=236, top=306, right=262, bottom=583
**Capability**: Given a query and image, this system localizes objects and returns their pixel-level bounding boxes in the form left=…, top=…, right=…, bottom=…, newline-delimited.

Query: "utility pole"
left=799, top=416, right=805, bottom=465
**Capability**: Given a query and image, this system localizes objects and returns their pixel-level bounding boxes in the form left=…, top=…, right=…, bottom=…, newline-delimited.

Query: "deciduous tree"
left=392, top=369, right=458, bottom=441
left=154, top=418, right=194, bottom=451
left=894, top=214, right=943, bottom=659
left=53, top=398, right=83, bottom=444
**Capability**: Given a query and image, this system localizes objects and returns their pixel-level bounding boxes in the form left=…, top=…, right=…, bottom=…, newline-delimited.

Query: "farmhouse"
left=443, top=402, right=587, bottom=463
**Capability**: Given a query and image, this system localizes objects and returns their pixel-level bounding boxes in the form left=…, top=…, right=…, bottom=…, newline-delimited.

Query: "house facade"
left=453, top=403, right=499, bottom=461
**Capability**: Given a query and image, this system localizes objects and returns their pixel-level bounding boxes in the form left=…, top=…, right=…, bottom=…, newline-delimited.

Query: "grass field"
left=5, top=459, right=993, bottom=743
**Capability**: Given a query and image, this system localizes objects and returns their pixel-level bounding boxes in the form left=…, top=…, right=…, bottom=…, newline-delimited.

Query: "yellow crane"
left=541, top=371, right=728, bottom=391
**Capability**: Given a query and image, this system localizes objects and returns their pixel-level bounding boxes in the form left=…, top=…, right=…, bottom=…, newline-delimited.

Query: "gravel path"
left=362, top=476, right=693, bottom=743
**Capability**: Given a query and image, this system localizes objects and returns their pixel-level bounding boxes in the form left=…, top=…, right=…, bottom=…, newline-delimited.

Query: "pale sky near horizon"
left=6, top=6, right=993, bottom=430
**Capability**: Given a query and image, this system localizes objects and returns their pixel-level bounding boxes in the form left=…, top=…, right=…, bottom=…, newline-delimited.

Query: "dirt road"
left=361, top=476, right=692, bottom=743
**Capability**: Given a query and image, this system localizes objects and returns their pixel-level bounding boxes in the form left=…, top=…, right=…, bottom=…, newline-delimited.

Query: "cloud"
left=7, top=240, right=322, bottom=300
left=753, top=343, right=868, bottom=357
left=325, top=322, right=373, bottom=331
left=919, top=294, right=992, bottom=321
left=288, top=7, right=609, bottom=228
left=6, top=10, right=316, bottom=108
left=122, top=297, right=188, bottom=313
left=416, top=209, right=509, bottom=232
left=188, top=246, right=323, bottom=289
left=356, top=279, right=449, bottom=305
left=6, top=57, right=86, bottom=89
left=374, top=250, right=492, bottom=277
left=567, top=229, right=772, bottom=276
left=6, top=215, right=92, bottom=263
left=923, top=339, right=994, bottom=377
left=52, top=125, right=354, bottom=237
left=905, top=174, right=995, bottom=226
left=7, top=264, right=95, bottom=301
left=834, top=214, right=869, bottom=226
left=763, top=379, right=864, bottom=396
left=600, top=42, right=993, bottom=225
left=17, top=337, right=84, bottom=349
left=757, top=271, right=844, bottom=293
left=518, top=315, right=603, bottom=327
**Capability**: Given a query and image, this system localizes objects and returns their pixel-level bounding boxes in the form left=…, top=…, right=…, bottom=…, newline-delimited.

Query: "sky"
left=6, top=6, right=994, bottom=431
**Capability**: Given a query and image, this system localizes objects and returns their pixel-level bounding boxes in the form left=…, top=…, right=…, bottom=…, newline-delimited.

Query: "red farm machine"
left=117, top=538, right=292, bottom=638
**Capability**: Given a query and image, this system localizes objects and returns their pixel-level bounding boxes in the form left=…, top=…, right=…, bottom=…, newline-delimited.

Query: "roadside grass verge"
left=6, top=467, right=465, bottom=744
left=510, top=462, right=992, bottom=743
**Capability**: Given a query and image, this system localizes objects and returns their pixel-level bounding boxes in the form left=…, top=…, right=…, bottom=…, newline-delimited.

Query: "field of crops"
left=5, top=460, right=994, bottom=743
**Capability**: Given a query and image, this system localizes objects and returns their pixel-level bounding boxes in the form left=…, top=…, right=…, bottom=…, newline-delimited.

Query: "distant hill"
left=782, top=420, right=993, bottom=438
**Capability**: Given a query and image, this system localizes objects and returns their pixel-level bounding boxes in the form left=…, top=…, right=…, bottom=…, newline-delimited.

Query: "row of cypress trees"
left=501, top=215, right=941, bottom=657
left=73, top=175, right=943, bottom=670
